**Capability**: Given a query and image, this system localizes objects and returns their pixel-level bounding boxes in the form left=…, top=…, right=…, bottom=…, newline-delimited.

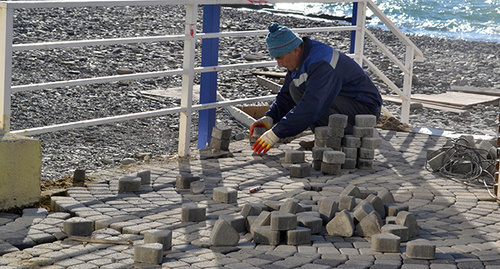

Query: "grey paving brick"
left=356, top=211, right=383, bottom=237
left=298, top=215, right=323, bottom=234
left=210, top=218, right=240, bottom=247
left=118, top=176, right=141, bottom=192
left=289, top=163, right=311, bottom=178
left=254, top=226, right=280, bottom=246
left=326, top=209, right=355, bottom=237
left=63, top=217, right=93, bottom=237
left=406, top=239, right=436, bottom=260
left=270, top=211, right=297, bottom=231
left=213, top=187, right=238, bottom=204
left=329, top=114, right=348, bottom=128
left=144, top=229, right=172, bottom=250
left=181, top=203, right=206, bottom=222
left=285, top=150, right=306, bottom=164
left=134, top=243, right=163, bottom=265
left=319, top=198, right=339, bottom=224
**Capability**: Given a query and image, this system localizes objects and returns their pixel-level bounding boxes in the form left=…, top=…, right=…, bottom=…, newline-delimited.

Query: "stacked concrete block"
left=63, top=217, right=94, bottom=236
left=176, top=175, right=200, bottom=190
left=312, top=147, right=333, bottom=170
left=241, top=203, right=267, bottom=217
left=213, top=187, right=237, bottom=204
left=144, top=230, right=172, bottom=251
left=353, top=114, right=381, bottom=170
left=371, top=233, right=401, bottom=253
left=118, top=176, right=141, bottom=192
left=280, top=200, right=304, bottom=214
left=297, top=215, right=323, bottom=234
left=289, top=163, right=311, bottom=178
left=405, top=239, right=436, bottom=259
left=314, top=114, right=347, bottom=150
left=211, top=125, right=232, bottom=151
left=134, top=243, right=163, bottom=265
left=321, top=150, right=345, bottom=175
left=250, top=211, right=271, bottom=235
left=253, top=226, right=280, bottom=246
left=385, top=203, right=409, bottom=216
left=181, top=203, right=206, bottom=222
left=210, top=218, right=240, bottom=247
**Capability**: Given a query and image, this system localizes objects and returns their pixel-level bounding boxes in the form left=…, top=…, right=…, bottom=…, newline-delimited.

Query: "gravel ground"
left=7, top=4, right=500, bottom=181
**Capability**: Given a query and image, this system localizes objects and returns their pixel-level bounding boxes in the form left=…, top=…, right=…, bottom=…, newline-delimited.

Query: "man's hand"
left=250, top=116, right=273, bottom=138
left=252, top=129, right=279, bottom=154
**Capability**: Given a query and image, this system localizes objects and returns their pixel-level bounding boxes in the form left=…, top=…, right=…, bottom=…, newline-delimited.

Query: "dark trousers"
left=290, top=86, right=380, bottom=135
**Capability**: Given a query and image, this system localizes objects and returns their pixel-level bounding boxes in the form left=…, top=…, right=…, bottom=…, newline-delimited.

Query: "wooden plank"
left=382, top=95, right=465, bottom=114
left=257, top=76, right=281, bottom=94
left=450, top=85, right=500, bottom=97
left=411, top=92, right=500, bottom=108
left=252, top=70, right=286, bottom=78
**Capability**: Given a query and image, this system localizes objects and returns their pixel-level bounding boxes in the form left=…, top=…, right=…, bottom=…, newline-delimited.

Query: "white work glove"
left=250, top=116, right=273, bottom=138
left=252, top=129, right=279, bottom=154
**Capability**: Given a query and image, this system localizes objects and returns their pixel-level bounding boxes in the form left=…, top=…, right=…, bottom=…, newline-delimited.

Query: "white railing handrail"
left=0, top=0, right=423, bottom=156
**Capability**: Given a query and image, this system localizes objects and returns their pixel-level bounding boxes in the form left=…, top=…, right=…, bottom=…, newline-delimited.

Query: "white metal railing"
left=0, top=0, right=423, bottom=156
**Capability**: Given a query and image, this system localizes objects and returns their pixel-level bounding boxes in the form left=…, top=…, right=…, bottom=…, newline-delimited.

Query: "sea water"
left=274, top=0, right=500, bottom=43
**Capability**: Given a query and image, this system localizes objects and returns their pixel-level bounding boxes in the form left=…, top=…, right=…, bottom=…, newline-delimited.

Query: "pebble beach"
left=8, top=4, right=500, bottom=181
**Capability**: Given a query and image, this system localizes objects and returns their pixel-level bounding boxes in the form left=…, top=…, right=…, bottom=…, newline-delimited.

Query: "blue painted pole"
left=198, top=5, right=220, bottom=149
left=350, top=2, right=358, bottom=54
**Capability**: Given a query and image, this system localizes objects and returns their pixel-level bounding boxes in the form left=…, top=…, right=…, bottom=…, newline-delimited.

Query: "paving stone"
left=381, top=224, right=409, bottom=242
left=342, top=158, right=357, bottom=169
left=326, top=210, right=355, bottom=237
left=322, top=151, right=345, bottom=164
left=241, top=203, right=267, bottom=217
left=359, top=148, right=376, bottom=159
left=213, top=187, right=238, bottom=204
left=190, top=181, right=205, bottom=195
left=176, top=175, right=200, bottom=190
left=220, top=215, right=247, bottom=233
left=312, top=147, right=334, bottom=161
left=312, top=160, right=323, bottom=170
left=329, top=114, right=348, bottom=128
left=366, top=194, right=387, bottom=218
left=371, top=233, right=401, bottom=253
left=385, top=203, right=410, bottom=217
left=343, top=135, right=361, bottom=148
left=329, top=127, right=345, bottom=138
left=357, top=158, right=374, bottom=169
left=342, top=147, right=358, bottom=159
left=134, top=243, right=163, bottom=264
left=136, top=170, right=151, bottom=185
left=406, top=239, right=436, bottom=260
left=263, top=200, right=282, bottom=211
left=251, top=211, right=271, bottom=235
left=285, top=150, right=306, bottom=164
left=210, top=219, right=240, bottom=247
left=144, top=229, right=172, bottom=250
left=181, top=203, right=206, bottom=222
left=287, top=227, right=311, bottom=245
left=338, top=195, right=356, bottom=211
left=362, top=137, right=382, bottom=149
left=297, top=215, right=323, bottom=234
left=396, top=211, right=420, bottom=238
left=341, top=185, right=363, bottom=198
left=356, top=211, right=383, bottom=237
left=270, top=211, right=297, bottom=231
left=212, top=125, right=232, bottom=140
left=315, top=127, right=331, bottom=140
left=118, top=176, right=141, bottom=192
left=280, top=200, right=304, bottom=214
left=353, top=126, right=375, bottom=138
left=353, top=202, right=375, bottom=223
left=63, top=217, right=93, bottom=237
left=254, top=226, right=280, bottom=246
left=289, top=163, right=311, bottom=178
left=211, top=137, right=230, bottom=151
left=319, top=198, right=339, bottom=224
left=378, top=189, right=396, bottom=204
left=321, top=162, right=342, bottom=175
left=355, top=114, right=377, bottom=127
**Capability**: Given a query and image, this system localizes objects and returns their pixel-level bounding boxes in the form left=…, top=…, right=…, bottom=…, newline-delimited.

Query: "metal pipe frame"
left=0, top=0, right=423, bottom=156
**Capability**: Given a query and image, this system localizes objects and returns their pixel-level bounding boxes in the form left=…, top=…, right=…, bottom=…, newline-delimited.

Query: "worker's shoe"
left=299, top=140, right=315, bottom=150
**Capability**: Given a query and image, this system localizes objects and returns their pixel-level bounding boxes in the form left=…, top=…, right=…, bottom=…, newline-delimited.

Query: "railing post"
left=198, top=5, right=220, bottom=149
left=178, top=4, right=197, bottom=157
left=401, top=45, right=415, bottom=124
left=0, top=3, right=13, bottom=133
left=353, top=0, right=366, bottom=66
left=350, top=2, right=358, bottom=54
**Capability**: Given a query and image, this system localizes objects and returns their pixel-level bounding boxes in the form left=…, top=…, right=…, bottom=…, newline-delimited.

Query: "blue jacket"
left=266, top=37, right=382, bottom=138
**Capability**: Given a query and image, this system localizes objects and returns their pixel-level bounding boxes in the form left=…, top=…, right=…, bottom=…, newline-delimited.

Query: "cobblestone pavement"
left=1, top=130, right=500, bottom=269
